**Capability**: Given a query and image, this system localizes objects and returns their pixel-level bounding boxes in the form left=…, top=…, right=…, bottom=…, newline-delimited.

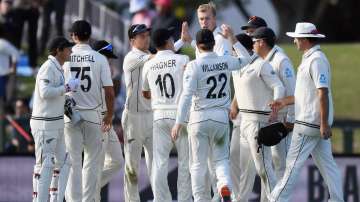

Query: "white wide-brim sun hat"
left=286, top=22, right=326, bottom=38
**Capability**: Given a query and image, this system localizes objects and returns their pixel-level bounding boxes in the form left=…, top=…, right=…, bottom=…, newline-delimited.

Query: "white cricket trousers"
left=64, top=110, right=106, bottom=202
left=101, top=127, right=123, bottom=187
left=238, top=120, right=277, bottom=202
left=260, top=133, right=291, bottom=202
left=230, top=124, right=257, bottom=202
left=188, top=120, right=232, bottom=202
left=152, top=118, right=191, bottom=202
left=230, top=124, right=241, bottom=201
left=270, top=131, right=344, bottom=202
left=122, top=110, right=153, bottom=202
left=32, top=129, right=67, bottom=202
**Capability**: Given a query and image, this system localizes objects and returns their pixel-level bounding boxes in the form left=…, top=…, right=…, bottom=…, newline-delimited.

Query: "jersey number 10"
left=71, top=67, right=92, bottom=92
left=155, top=73, right=175, bottom=98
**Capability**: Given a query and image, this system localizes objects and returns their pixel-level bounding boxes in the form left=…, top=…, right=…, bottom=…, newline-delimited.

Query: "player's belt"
left=238, top=109, right=271, bottom=115
left=295, top=120, right=320, bottom=129
left=31, top=115, right=63, bottom=121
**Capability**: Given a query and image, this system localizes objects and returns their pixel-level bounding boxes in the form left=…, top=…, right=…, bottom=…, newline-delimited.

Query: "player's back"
left=64, top=44, right=113, bottom=110
left=143, top=50, right=189, bottom=110
left=191, top=53, right=237, bottom=111
left=185, top=52, right=241, bottom=124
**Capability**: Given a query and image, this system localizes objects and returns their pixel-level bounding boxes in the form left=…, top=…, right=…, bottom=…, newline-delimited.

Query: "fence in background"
left=65, top=0, right=130, bottom=67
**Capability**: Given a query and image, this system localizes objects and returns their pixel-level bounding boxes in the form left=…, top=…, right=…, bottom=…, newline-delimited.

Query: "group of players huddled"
left=30, top=2, right=344, bottom=202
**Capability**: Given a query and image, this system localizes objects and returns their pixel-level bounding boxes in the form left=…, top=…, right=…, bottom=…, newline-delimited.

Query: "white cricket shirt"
left=190, top=26, right=233, bottom=58
left=234, top=53, right=285, bottom=122
left=30, top=56, right=66, bottom=130
left=176, top=47, right=249, bottom=125
left=265, top=47, right=296, bottom=123
left=293, top=45, right=333, bottom=136
left=63, top=44, right=113, bottom=110
left=142, top=50, right=189, bottom=120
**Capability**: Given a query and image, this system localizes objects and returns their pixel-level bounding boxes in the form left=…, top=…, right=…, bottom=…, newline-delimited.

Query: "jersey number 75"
left=71, top=67, right=92, bottom=92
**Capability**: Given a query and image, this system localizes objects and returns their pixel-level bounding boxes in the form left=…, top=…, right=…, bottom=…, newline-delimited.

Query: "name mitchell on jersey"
left=70, top=54, right=95, bottom=62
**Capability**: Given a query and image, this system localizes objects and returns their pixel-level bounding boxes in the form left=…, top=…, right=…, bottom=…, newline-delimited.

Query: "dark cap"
left=48, top=36, right=74, bottom=52
left=251, top=27, right=276, bottom=40
left=92, top=40, right=118, bottom=59
left=196, top=29, right=215, bottom=44
left=235, top=33, right=253, bottom=50
left=241, top=16, right=267, bottom=30
left=152, top=28, right=175, bottom=48
left=128, top=24, right=151, bottom=39
left=69, top=20, right=92, bottom=38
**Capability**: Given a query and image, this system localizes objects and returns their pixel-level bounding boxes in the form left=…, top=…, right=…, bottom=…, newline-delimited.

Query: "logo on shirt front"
left=285, top=68, right=293, bottom=78
left=271, top=70, right=276, bottom=75
left=319, top=74, right=327, bottom=84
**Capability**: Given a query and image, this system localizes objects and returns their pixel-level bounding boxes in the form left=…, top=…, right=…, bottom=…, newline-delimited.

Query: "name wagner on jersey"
left=150, top=59, right=176, bottom=71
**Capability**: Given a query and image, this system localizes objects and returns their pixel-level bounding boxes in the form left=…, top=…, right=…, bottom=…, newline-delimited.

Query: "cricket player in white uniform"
left=252, top=27, right=296, bottom=202
left=231, top=32, right=286, bottom=201
left=269, top=22, right=344, bottom=202
left=122, top=23, right=187, bottom=202
left=30, top=37, right=77, bottom=202
left=142, top=28, right=191, bottom=202
left=64, top=20, right=114, bottom=202
left=92, top=40, right=123, bottom=188
left=172, top=28, right=250, bottom=202
left=179, top=4, right=234, bottom=200
left=229, top=33, right=257, bottom=202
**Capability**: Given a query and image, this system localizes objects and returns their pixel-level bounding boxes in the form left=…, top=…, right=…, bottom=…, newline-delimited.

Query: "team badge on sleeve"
left=319, top=74, right=327, bottom=84
left=285, top=68, right=293, bottom=78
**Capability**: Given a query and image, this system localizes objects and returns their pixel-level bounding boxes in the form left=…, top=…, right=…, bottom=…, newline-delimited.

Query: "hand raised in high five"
left=181, top=21, right=192, bottom=43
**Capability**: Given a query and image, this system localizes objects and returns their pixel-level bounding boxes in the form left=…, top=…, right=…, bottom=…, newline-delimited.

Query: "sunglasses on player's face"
left=98, top=44, right=113, bottom=52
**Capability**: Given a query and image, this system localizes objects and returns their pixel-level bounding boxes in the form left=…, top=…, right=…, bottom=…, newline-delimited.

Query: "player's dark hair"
left=73, top=33, right=90, bottom=41
left=49, top=46, right=67, bottom=56
left=197, top=41, right=215, bottom=51
left=263, top=37, right=275, bottom=48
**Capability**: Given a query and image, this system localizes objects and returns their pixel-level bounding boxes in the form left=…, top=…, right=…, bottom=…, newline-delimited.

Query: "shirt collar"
left=156, top=50, right=174, bottom=56
left=198, top=51, right=217, bottom=58
left=72, top=43, right=92, bottom=51
left=249, top=53, right=259, bottom=64
left=265, top=47, right=278, bottom=62
left=303, top=45, right=321, bottom=59
left=48, top=55, right=63, bottom=71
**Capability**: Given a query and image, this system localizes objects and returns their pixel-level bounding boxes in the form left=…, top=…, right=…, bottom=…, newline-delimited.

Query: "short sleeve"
left=310, top=58, right=330, bottom=89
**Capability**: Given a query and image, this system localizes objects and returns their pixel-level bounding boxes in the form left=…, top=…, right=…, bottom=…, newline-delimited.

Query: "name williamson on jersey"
left=202, top=62, right=228, bottom=72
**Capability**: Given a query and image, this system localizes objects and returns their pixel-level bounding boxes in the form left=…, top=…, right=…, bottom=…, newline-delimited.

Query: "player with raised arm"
left=171, top=28, right=250, bottom=202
